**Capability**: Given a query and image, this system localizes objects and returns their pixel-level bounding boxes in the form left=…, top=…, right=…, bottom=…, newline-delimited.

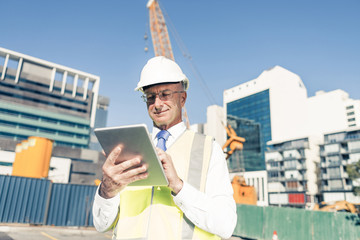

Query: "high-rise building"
left=319, top=127, right=360, bottom=203
left=0, top=47, right=108, bottom=184
left=224, top=66, right=308, bottom=170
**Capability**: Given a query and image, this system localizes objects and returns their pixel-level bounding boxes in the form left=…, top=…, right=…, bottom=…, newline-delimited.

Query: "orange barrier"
left=12, top=136, right=53, bottom=178
left=232, top=175, right=257, bottom=205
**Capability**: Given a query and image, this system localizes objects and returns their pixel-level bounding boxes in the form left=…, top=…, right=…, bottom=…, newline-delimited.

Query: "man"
left=92, top=56, right=237, bottom=240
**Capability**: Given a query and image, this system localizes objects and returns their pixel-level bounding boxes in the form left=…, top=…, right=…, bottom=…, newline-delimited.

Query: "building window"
left=347, top=112, right=355, bottom=116
left=0, top=120, right=17, bottom=128
left=269, top=162, right=279, bottom=168
left=287, top=181, right=298, bottom=189
left=41, top=117, right=58, bottom=124
left=269, top=172, right=279, bottom=178
left=348, top=118, right=356, bottom=122
left=346, top=105, right=354, bottom=110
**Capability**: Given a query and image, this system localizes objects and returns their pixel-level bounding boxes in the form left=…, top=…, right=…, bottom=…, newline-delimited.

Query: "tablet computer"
left=94, top=124, right=168, bottom=186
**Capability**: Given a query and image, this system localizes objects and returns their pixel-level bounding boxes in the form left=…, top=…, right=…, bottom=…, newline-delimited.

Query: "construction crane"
left=145, top=0, right=244, bottom=159
left=146, top=0, right=190, bottom=129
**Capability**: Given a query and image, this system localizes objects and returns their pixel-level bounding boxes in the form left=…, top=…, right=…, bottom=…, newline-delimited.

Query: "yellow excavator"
left=231, top=175, right=257, bottom=205
left=314, top=200, right=360, bottom=214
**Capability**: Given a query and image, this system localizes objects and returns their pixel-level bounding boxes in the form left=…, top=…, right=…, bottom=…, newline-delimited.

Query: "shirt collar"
left=152, top=122, right=186, bottom=141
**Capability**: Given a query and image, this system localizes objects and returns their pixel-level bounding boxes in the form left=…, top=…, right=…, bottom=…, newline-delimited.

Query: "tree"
left=346, top=159, right=360, bottom=196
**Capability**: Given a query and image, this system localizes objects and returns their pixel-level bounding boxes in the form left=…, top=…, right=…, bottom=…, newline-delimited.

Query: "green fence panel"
left=263, top=206, right=312, bottom=240
left=334, top=212, right=360, bottom=240
left=233, top=204, right=360, bottom=240
left=312, top=211, right=338, bottom=240
left=234, top=204, right=264, bottom=239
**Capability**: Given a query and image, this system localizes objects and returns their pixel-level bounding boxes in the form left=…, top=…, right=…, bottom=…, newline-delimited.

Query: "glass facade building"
left=226, top=115, right=263, bottom=172
left=226, top=89, right=271, bottom=170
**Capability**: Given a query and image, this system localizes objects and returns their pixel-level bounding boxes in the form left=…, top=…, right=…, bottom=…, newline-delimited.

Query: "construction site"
left=1, top=0, right=360, bottom=239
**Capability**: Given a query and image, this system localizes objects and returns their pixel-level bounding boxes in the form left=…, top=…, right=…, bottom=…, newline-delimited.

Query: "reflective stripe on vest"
left=113, top=130, right=220, bottom=240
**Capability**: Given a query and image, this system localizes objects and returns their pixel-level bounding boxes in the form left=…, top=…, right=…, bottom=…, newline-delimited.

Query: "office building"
left=319, top=127, right=360, bottom=203
left=224, top=66, right=308, bottom=170
left=0, top=47, right=108, bottom=184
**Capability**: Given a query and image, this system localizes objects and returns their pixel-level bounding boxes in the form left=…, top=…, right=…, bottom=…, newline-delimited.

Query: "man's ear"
left=180, top=92, right=187, bottom=107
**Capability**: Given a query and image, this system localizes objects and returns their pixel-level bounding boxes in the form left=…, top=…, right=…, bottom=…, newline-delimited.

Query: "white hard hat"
left=135, top=56, right=189, bottom=92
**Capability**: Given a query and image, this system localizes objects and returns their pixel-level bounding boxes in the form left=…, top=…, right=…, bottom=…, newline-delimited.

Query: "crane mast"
left=147, top=0, right=174, bottom=60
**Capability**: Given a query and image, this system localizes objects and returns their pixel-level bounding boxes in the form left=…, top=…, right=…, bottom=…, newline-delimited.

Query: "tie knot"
left=157, top=130, right=170, bottom=141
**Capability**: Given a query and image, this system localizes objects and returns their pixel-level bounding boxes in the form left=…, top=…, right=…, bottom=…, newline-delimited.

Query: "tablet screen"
left=94, top=124, right=168, bottom=186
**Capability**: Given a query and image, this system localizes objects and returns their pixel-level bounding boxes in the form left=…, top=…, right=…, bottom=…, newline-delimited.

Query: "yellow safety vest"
left=111, top=130, right=220, bottom=240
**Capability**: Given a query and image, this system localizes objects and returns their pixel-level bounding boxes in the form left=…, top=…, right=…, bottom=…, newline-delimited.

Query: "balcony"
left=296, top=164, right=306, bottom=170
left=284, top=166, right=297, bottom=170
left=267, top=166, right=281, bottom=171
left=268, top=177, right=285, bottom=182
left=328, top=175, right=342, bottom=180
left=328, top=161, right=341, bottom=167
left=321, top=174, right=328, bottom=180
left=350, top=148, right=360, bottom=153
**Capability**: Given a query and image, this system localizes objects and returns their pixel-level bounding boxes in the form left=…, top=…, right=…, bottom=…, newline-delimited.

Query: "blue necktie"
left=156, top=130, right=170, bottom=151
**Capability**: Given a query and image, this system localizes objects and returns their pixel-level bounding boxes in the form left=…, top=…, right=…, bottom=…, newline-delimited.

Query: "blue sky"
left=2, top=0, right=359, bottom=129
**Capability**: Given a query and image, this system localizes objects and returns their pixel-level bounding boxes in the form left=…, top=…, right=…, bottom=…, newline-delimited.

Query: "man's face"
left=144, top=83, right=187, bottom=130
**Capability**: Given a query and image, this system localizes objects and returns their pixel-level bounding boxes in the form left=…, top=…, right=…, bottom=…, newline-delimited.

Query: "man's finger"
left=113, top=157, right=142, bottom=173
left=106, top=145, right=122, bottom=165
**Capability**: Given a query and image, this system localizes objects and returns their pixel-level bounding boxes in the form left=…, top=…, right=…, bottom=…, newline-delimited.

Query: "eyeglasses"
left=141, top=90, right=184, bottom=103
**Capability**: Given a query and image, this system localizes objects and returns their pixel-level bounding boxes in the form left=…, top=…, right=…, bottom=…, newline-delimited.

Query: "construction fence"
left=234, top=204, right=360, bottom=240
left=0, top=175, right=95, bottom=226
left=2, top=174, right=360, bottom=239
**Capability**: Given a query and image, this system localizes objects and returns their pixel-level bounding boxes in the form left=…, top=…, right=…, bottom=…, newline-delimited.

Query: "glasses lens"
left=159, top=90, right=172, bottom=101
left=142, top=94, right=153, bottom=103
left=146, top=94, right=155, bottom=103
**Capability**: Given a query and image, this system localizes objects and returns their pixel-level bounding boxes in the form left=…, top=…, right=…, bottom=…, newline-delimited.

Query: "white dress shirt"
left=92, top=122, right=237, bottom=239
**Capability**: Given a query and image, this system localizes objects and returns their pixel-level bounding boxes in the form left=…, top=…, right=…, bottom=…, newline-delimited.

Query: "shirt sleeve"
left=172, top=141, right=237, bottom=239
left=92, top=185, right=120, bottom=232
